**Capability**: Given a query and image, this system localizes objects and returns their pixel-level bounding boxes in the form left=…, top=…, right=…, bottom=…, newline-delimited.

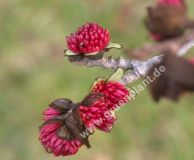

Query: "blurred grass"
left=0, top=0, right=194, bottom=160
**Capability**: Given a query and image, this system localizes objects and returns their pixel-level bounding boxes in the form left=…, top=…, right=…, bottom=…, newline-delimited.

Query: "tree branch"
left=68, top=56, right=134, bottom=69
left=124, top=29, right=194, bottom=59
left=66, top=30, right=194, bottom=85
left=121, top=56, right=162, bottom=85
left=67, top=55, right=162, bottom=85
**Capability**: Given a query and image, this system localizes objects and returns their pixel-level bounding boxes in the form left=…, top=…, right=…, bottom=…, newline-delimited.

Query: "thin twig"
left=68, top=55, right=162, bottom=84
left=69, top=56, right=134, bottom=69
left=121, top=56, right=162, bottom=85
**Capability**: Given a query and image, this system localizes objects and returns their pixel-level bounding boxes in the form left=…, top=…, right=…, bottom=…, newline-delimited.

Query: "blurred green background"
left=1, top=0, right=194, bottom=160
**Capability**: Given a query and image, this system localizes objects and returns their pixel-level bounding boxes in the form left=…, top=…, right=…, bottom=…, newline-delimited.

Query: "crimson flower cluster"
left=39, top=76, right=130, bottom=157
left=79, top=79, right=130, bottom=132
left=66, top=23, right=110, bottom=54
left=91, top=79, right=130, bottom=109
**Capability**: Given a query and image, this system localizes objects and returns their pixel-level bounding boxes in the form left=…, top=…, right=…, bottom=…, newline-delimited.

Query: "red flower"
left=91, top=80, right=130, bottom=110
left=66, top=22, right=110, bottom=54
left=39, top=107, right=82, bottom=156
left=79, top=95, right=116, bottom=132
